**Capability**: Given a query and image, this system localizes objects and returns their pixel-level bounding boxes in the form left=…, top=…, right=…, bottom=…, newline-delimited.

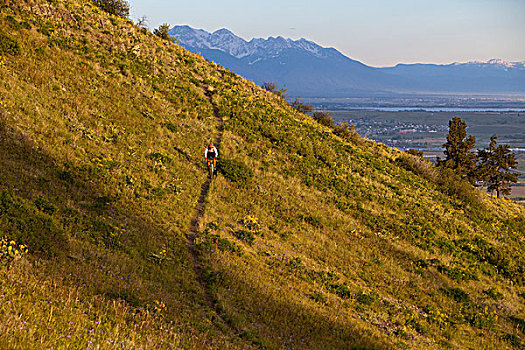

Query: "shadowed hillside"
left=1, top=1, right=524, bottom=349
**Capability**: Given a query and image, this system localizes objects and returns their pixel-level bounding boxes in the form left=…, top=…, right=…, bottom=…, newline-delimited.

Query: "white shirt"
left=204, top=146, right=218, bottom=159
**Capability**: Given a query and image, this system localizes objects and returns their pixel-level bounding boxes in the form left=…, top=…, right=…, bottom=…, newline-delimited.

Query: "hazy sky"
left=128, top=0, right=525, bottom=67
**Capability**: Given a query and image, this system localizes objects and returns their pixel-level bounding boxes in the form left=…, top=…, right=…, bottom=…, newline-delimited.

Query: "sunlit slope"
left=1, top=0, right=525, bottom=349
left=193, top=77, right=525, bottom=348
left=1, top=1, right=245, bottom=348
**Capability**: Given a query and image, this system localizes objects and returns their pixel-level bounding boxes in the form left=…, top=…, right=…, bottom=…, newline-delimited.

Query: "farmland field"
left=325, top=109, right=525, bottom=203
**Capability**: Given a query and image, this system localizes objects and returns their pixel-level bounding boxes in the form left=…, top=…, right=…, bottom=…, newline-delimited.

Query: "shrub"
left=398, top=155, right=483, bottom=212
left=92, top=0, right=130, bottom=18
left=261, top=82, right=286, bottom=98
left=333, top=122, right=359, bottom=143
left=234, top=229, right=255, bottom=244
left=330, top=283, right=351, bottom=299
left=0, top=30, right=21, bottom=56
left=312, top=111, right=334, bottom=128
left=333, top=123, right=351, bottom=138
left=91, top=219, right=122, bottom=248
left=215, top=237, right=242, bottom=255
left=37, top=24, right=54, bottom=37
left=465, top=305, right=497, bottom=329
left=147, top=152, right=172, bottom=164
left=290, top=98, right=313, bottom=114
left=440, top=287, right=470, bottom=303
left=203, top=268, right=222, bottom=286
left=104, top=289, right=141, bottom=307
left=407, top=148, right=424, bottom=157
left=394, top=328, right=410, bottom=340
left=436, top=168, right=483, bottom=211
left=286, top=257, right=305, bottom=276
left=34, top=196, right=56, bottom=215
left=425, top=305, right=452, bottom=328
left=58, top=170, right=74, bottom=182
left=92, top=195, right=114, bottom=212
left=0, top=190, right=65, bottom=256
left=5, top=16, right=31, bottom=30
left=356, top=290, right=377, bottom=305
left=437, top=263, right=478, bottom=282
left=198, top=229, right=243, bottom=255
left=299, top=214, right=322, bottom=228
left=396, top=153, right=437, bottom=182
left=483, top=287, right=503, bottom=300
left=501, top=333, right=521, bottom=348
left=153, top=24, right=171, bottom=41
left=164, top=122, right=178, bottom=133
left=218, top=158, right=253, bottom=185
left=309, top=291, right=327, bottom=304
left=510, top=316, right=525, bottom=333
left=458, top=236, right=524, bottom=282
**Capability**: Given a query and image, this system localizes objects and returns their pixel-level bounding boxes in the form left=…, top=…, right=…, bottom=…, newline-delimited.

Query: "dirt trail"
left=186, top=92, right=225, bottom=310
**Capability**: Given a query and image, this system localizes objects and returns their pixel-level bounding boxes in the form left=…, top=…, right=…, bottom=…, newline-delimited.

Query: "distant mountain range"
left=169, top=25, right=525, bottom=97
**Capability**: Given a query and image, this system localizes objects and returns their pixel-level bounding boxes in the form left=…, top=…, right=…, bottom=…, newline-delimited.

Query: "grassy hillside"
left=1, top=0, right=524, bottom=349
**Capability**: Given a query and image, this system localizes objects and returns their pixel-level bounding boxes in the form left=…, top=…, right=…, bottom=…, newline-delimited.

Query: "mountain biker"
left=205, top=143, right=218, bottom=171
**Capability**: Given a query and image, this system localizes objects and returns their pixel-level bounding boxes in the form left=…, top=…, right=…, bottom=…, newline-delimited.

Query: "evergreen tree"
left=438, top=117, right=477, bottom=183
left=92, top=0, right=130, bottom=18
left=153, top=24, right=171, bottom=41
left=477, top=136, right=518, bottom=198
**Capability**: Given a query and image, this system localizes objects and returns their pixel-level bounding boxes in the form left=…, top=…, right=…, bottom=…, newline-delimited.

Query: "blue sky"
left=128, top=0, right=525, bottom=67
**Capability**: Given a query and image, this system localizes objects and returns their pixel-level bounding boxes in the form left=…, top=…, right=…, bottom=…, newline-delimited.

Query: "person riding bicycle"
left=204, top=143, right=218, bottom=170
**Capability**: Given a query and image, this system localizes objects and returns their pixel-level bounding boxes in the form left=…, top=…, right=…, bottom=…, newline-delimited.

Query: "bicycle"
left=207, top=159, right=216, bottom=178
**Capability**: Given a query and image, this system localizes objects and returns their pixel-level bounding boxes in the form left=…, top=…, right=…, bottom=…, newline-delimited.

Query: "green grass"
left=1, top=0, right=525, bottom=349
left=197, top=82, right=525, bottom=348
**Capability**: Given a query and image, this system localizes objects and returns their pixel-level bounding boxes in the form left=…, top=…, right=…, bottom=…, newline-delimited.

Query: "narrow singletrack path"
left=185, top=89, right=227, bottom=314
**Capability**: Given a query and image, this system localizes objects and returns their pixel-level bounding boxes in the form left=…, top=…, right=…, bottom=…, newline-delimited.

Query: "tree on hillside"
left=407, top=149, right=424, bottom=157
left=153, top=24, right=171, bottom=41
left=437, top=117, right=477, bottom=183
left=290, top=98, right=314, bottom=114
left=135, top=16, right=148, bottom=29
left=261, top=81, right=287, bottom=98
left=333, top=122, right=360, bottom=143
left=312, top=111, right=335, bottom=128
left=92, top=0, right=130, bottom=18
left=333, top=122, right=352, bottom=138
left=477, top=136, right=518, bottom=198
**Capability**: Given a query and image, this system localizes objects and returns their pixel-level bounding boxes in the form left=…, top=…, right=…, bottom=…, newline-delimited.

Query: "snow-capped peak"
left=454, top=59, right=525, bottom=69
left=486, top=58, right=525, bottom=69
left=169, top=25, right=332, bottom=59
